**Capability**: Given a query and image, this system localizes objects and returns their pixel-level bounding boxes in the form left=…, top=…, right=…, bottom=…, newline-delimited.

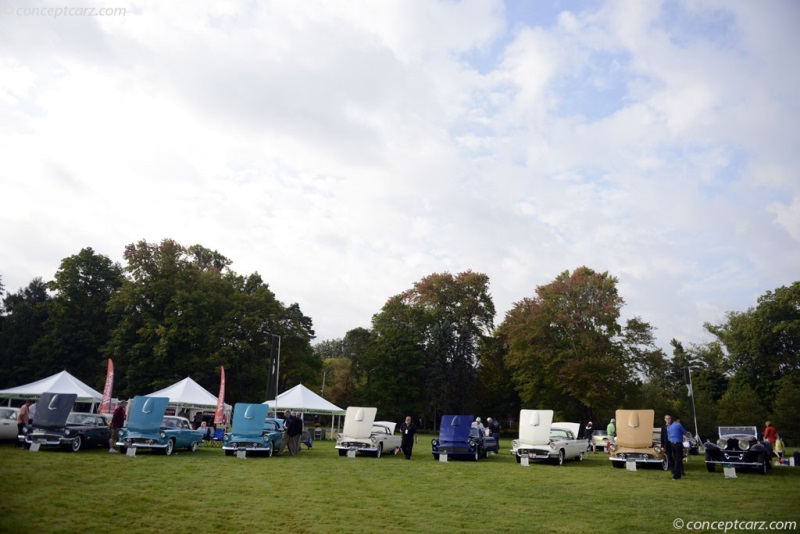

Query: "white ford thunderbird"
left=511, top=409, right=586, bottom=465
left=336, top=406, right=402, bottom=458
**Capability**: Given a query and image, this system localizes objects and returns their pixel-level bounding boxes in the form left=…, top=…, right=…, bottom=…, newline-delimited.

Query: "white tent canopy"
left=0, top=370, right=103, bottom=405
left=147, top=376, right=224, bottom=410
left=264, top=384, right=345, bottom=416
left=265, top=384, right=345, bottom=438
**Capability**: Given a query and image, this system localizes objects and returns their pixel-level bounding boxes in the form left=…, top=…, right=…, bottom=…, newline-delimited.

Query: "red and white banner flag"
left=99, top=359, right=114, bottom=413
left=214, top=366, right=226, bottom=424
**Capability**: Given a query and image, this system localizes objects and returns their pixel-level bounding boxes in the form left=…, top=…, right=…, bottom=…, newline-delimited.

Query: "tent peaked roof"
left=265, top=384, right=344, bottom=415
left=147, top=377, right=219, bottom=409
left=0, top=370, right=103, bottom=403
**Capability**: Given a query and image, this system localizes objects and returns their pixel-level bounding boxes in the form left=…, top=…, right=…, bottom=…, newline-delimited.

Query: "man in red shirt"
left=109, top=401, right=127, bottom=453
left=764, top=421, right=778, bottom=457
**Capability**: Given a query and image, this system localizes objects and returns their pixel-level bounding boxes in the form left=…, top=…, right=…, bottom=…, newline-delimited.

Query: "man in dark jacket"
left=399, top=416, right=418, bottom=459
left=278, top=410, right=295, bottom=455
left=487, top=417, right=501, bottom=452
left=660, top=414, right=672, bottom=469
left=290, top=411, right=304, bottom=453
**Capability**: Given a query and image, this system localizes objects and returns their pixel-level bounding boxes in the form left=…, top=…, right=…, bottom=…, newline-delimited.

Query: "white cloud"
left=1, top=0, right=797, bottom=356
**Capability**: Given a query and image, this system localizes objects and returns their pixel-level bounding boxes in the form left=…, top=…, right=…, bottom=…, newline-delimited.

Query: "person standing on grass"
left=763, top=421, right=777, bottom=447
left=109, top=400, right=127, bottom=453
left=487, top=417, right=501, bottom=452
left=585, top=421, right=595, bottom=453
left=16, top=400, right=30, bottom=449
left=660, top=415, right=672, bottom=469
left=668, top=415, right=689, bottom=480
left=278, top=410, right=295, bottom=456
left=291, top=411, right=304, bottom=453
left=400, top=416, right=418, bottom=459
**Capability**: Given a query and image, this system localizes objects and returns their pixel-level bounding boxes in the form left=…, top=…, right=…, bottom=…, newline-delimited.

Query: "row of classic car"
left=606, top=409, right=772, bottom=475
left=8, top=396, right=776, bottom=475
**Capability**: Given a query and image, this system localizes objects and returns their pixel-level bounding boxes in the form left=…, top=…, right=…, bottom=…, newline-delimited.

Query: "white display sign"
left=723, top=465, right=736, bottom=478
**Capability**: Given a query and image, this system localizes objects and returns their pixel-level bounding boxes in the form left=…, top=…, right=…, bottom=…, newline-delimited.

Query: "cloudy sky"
left=1, top=0, right=798, bottom=353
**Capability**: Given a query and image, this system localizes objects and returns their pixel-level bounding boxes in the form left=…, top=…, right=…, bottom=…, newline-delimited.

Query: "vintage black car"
left=703, top=426, right=772, bottom=474
left=22, top=392, right=112, bottom=452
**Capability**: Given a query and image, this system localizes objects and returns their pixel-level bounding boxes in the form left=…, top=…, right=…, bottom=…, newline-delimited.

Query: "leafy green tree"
left=705, top=281, right=800, bottom=410
left=476, top=335, right=520, bottom=428
left=714, top=382, right=767, bottom=428
left=771, top=378, right=800, bottom=446
left=104, top=239, right=317, bottom=403
left=0, top=278, right=52, bottom=385
left=400, top=271, right=495, bottom=427
left=275, top=302, right=320, bottom=392
left=315, top=339, right=345, bottom=360
left=772, top=380, right=800, bottom=447
left=34, top=248, right=123, bottom=386
left=342, top=327, right=372, bottom=386
left=321, top=356, right=355, bottom=409
left=360, top=295, right=426, bottom=424
left=502, top=267, right=664, bottom=423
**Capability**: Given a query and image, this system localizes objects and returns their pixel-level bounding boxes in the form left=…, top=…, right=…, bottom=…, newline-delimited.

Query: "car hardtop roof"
left=373, top=421, right=397, bottom=434
left=718, top=426, right=757, bottom=439
left=162, top=415, right=189, bottom=421
left=552, top=422, right=580, bottom=437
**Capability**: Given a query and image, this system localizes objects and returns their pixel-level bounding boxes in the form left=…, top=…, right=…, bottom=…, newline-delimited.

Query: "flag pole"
left=687, top=366, right=699, bottom=442
left=273, top=335, right=281, bottom=415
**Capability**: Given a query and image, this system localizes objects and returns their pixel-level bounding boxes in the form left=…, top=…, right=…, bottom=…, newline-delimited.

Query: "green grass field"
left=1, top=439, right=798, bottom=533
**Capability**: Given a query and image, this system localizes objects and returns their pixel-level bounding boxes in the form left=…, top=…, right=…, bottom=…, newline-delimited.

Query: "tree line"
left=0, top=240, right=318, bottom=403
left=1, top=240, right=798, bottom=442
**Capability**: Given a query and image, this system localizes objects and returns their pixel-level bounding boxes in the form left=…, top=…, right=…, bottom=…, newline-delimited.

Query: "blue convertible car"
left=222, top=403, right=283, bottom=457
left=117, top=396, right=205, bottom=455
left=432, top=415, right=498, bottom=461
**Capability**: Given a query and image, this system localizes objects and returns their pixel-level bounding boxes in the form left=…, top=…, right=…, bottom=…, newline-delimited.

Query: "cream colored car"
left=608, top=409, right=669, bottom=470
left=0, top=407, right=20, bottom=442
left=510, top=410, right=586, bottom=465
left=335, top=406, right=401, bottom=457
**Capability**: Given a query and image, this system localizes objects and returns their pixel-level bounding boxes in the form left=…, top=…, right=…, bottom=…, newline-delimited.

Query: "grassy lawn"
left=0, top=438, right=798, bottom=533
